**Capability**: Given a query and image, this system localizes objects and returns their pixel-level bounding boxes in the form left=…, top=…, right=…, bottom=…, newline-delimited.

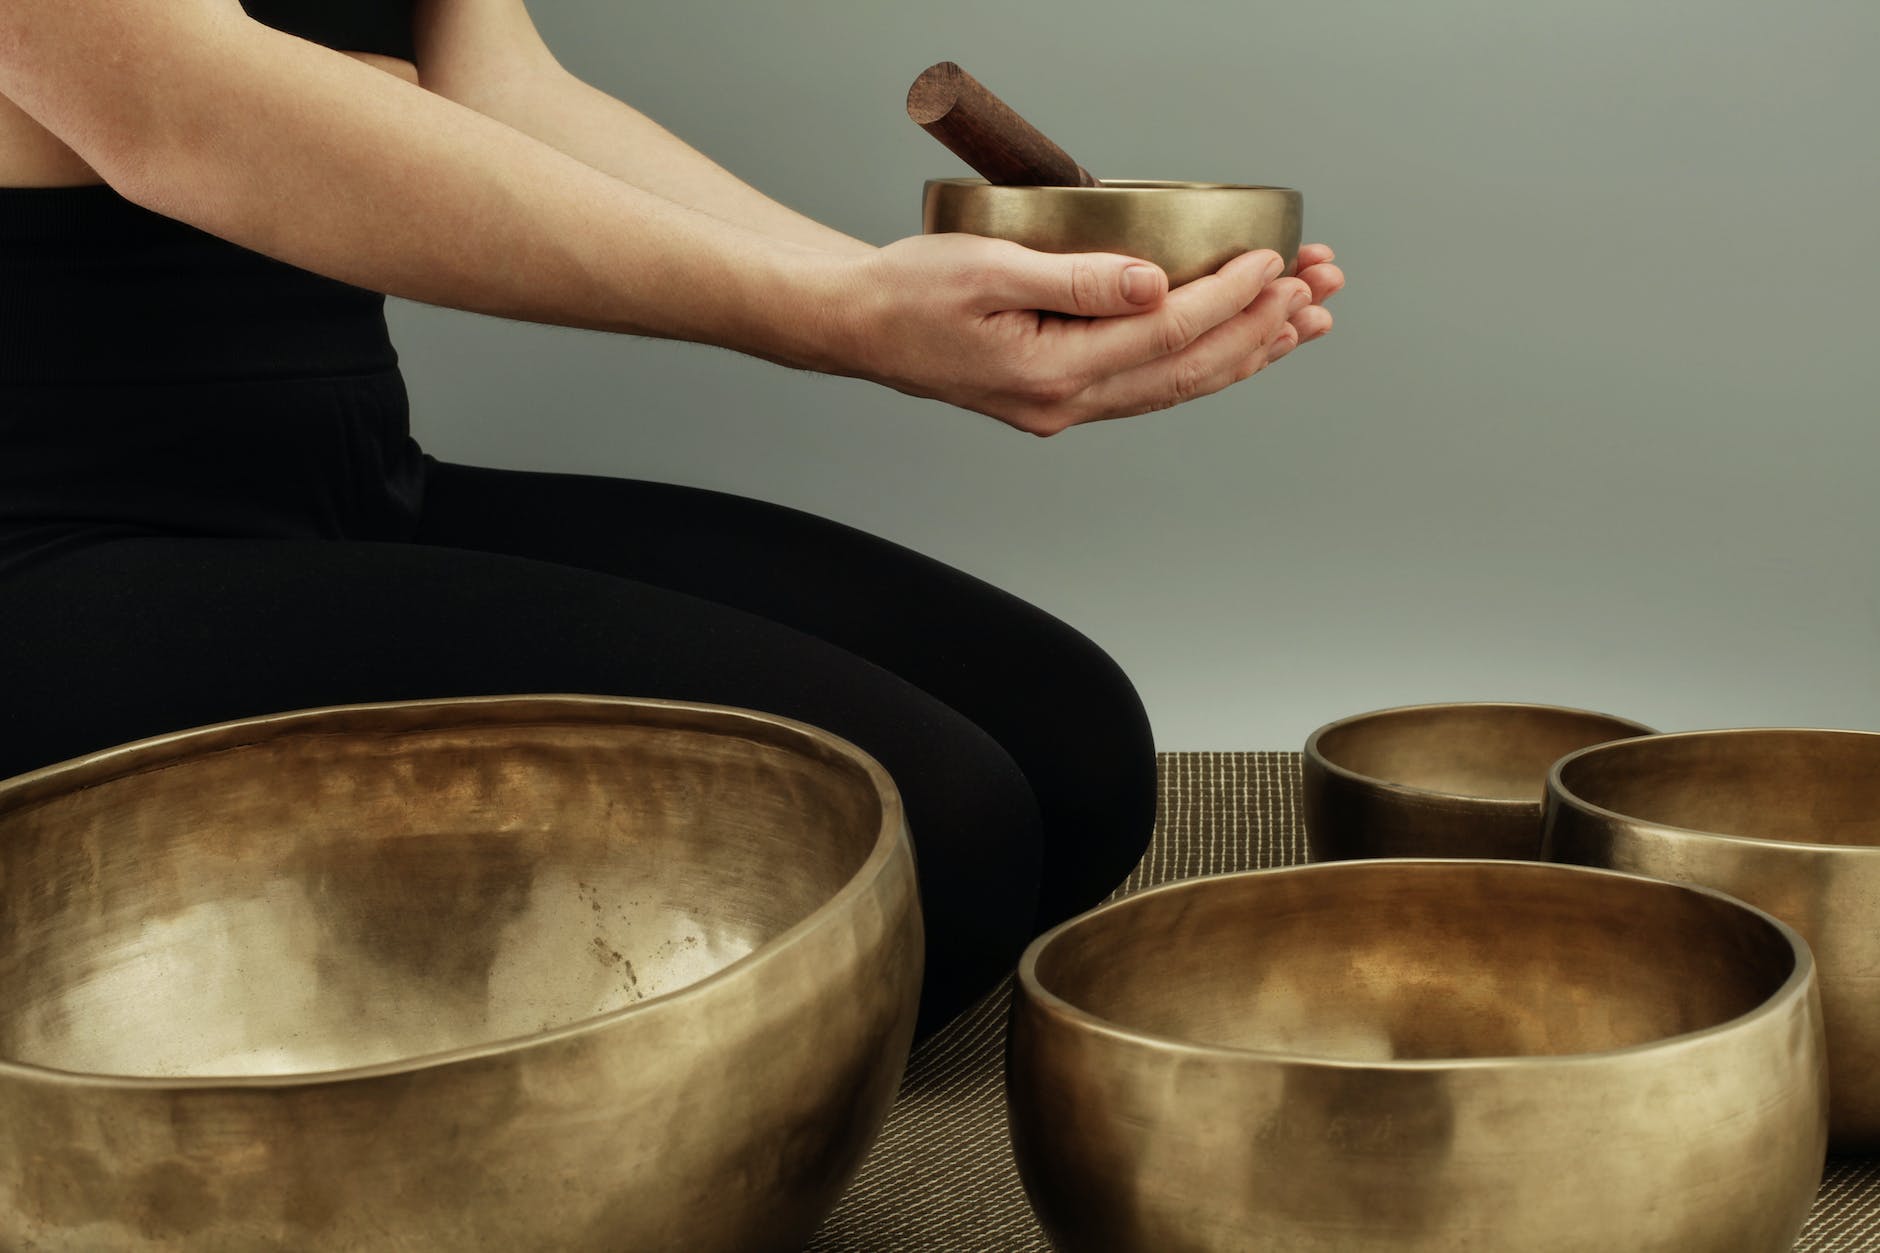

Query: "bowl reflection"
left=1546, top=726, right=1880, bottom=1149
left=1008, top=858, right=1825, bottom=1252
left=0, top=694, right=923, bottom=1252
left=923, top=178, right=1303, bottom=285
left=1304, top=701, right=1655, bottom=861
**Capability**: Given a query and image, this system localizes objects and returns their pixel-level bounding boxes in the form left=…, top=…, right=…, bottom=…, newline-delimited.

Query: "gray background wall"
left=386, top=0, right=1880, bottom=750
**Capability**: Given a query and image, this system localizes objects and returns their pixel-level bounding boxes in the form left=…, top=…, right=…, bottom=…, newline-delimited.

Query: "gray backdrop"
left=386, top=0, right=1879, bottom=750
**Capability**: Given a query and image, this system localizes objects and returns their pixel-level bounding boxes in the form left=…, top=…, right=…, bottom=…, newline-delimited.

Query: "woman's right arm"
left=0, top=0, right=1313, bottom=435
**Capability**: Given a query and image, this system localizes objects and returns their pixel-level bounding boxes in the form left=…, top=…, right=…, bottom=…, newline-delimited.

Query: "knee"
left=1004, top=625, right=1158, bottom=928
left=854, top=713, right=1043, bottom=1040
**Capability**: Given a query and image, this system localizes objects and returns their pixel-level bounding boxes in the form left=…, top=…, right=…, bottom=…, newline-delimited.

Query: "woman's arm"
left=0, top=2, right=847, bottom=363
left=409, top=0, right=871, bottom=256
left=0, top=0, right=1318, bottom=435
left=425, top=66, right=1349, bottom=334
left=452, top=73, right=874, bottom=255
left=417, top=72, right=870, bottom=256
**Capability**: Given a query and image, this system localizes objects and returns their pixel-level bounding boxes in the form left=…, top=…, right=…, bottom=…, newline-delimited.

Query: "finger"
left=1068, top=276, right=1311, bottom=423
left=984, top=244, right=1171, bottom=317
left=1298, top=262, right=1345, bottom=306
left=1296, top=243, right=1335, bottom=270
left=1044, top=248, right=1288, bottom=378
left=1227, top=321, right=1300, bottom=386
left=1289, top=305, right=1334, bottom=342
left=1263, top=321, right=1303, bottom=366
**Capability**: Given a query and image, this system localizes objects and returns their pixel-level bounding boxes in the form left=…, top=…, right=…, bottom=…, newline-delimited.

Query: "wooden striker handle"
left=906, top=62, right=1102, bottom=188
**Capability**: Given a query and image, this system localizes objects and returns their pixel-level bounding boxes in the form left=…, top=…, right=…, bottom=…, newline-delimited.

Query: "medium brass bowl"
left=1303, top=701, right=1655, bottom=861
left=1545, top=727, right=1880, bottom=1150
left=1008, top=859, right=1826, bottom=1253
left=922, top=178, right=1304, bottom=286
left=0, top=695, right=923, bottom=1252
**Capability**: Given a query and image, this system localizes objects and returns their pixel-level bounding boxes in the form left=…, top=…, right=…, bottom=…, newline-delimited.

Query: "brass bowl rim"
left=1304, top=700, right=1658, bottom=809
left=1549, top=725, right=1880, bottom=856
left=924, top=177, right=1299, bottom=194
left=0, top=693, right=911, bottom=1093
left=1016, top=857, right=1815, bottom=1071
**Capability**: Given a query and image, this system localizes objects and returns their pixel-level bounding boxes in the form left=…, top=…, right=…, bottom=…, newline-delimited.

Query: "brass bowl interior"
left=1033, top=862, right=1795, bottom=1061
left=1556, top=729, right=1880, bottom=847
left=1315, top=704, right=1652, bottom=802
left=0, top=706, right=884, bottom=1079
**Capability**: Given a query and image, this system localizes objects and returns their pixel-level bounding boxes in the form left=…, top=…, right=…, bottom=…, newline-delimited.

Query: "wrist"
left=739, top=244, right=881, bottom=379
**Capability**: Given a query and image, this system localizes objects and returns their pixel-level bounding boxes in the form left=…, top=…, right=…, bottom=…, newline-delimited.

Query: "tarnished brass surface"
left=0, top=695, right=923, bottom=1252
left=922, top=178, right=1303, bottom=286
left=1008, top=859, right=1827, bottom=1252
left=1303, top=701, right=1654, bottom=861
left=1545, top=727, right=1880, bottom=1151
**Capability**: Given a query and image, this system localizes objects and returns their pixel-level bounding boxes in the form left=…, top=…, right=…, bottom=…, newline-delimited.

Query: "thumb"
left=995, top=248, right=1169, bottom=317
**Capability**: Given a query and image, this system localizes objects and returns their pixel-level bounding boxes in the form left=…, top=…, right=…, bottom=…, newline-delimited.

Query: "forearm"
left=444, top=64, right=874, bottom=256
left=103, top=20, right=855, bottom=368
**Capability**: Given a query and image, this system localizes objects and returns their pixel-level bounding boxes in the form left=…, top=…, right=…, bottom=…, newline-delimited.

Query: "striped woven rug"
left=807, top=751, right=1880, bottom=1251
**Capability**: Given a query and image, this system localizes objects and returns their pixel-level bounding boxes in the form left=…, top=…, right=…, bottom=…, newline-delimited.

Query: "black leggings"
left=0, top=184, right=1156, bottom=1038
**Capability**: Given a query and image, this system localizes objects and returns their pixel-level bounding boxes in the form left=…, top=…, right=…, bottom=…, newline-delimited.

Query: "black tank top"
left=240, top=0, right=415, bottom=61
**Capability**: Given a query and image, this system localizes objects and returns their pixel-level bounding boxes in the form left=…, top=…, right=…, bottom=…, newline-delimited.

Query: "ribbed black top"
left=240, top=0, right=416, bottom=61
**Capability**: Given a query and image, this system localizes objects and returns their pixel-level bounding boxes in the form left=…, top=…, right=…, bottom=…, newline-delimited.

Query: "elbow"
left=0, top=9, right=261, bottom=211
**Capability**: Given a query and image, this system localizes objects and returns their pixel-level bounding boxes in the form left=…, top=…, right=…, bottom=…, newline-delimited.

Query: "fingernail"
left=1287, top=283, right=1312, bottom=313
left=1122, top=265, right=1160, bottom=304
left=1261, top=254, right=1285, bottom=283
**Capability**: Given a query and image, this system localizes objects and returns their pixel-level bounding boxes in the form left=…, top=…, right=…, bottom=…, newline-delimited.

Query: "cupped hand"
left=824, top=233, right=1338, bottom=437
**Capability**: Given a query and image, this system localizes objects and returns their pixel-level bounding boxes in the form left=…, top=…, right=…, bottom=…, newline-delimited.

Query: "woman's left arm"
left=411, top=0, right=874, bottom=255
left=411, top=0, right=1343, bottom=330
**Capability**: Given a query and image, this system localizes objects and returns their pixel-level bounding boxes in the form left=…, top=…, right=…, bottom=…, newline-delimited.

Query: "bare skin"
left=0, top=49, right=423, bottom=184
left=0, top=0, right=1343, bottom=435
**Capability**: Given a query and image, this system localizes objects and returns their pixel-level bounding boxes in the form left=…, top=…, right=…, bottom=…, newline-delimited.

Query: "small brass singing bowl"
left=922, top=178, right=1304, bottom=286
left=1302, top=701, right=1655, bottom=861
left=1545, top=727, right=1880, bottom=1151
left=1008, top=859, right=1827, bottom=1253
left=0, top=695, right=923, bottom=1252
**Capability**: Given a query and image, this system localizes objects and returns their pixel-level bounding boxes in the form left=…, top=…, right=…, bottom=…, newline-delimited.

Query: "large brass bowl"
left=922, top=178, right=1304, bottom=286
left=1303, top=701, right=1655, bottom=861
left=1545, top=727, right=1880, bottom=1150
left=0, top=695, right=923, bottom=1252
left=1008, top=859, right=1826, bottom=1252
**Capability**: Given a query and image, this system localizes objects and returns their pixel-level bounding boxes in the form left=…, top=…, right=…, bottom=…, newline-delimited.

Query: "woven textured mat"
left=807, top=751, right=1880, bottom=1252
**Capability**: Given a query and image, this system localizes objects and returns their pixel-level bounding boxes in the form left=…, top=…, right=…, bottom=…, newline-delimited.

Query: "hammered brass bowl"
left=0, top=695, right=923, bottom=1252
left=1545, top=727, right=1880, bottom=1150
left=1303, top=702, right=1655, bottom=861
left=922, top=177, right=1304, bottom=286
left=1007, top=859, right=1826, bottom=1253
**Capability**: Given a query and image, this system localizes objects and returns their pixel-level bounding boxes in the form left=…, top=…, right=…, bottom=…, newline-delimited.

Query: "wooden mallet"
left=906, top=61, right=1103, bottom=188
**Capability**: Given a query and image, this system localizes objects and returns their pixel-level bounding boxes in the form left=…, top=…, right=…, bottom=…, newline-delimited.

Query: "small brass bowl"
left=922, top=178, right=1304, bottom=286
left=1545, top=727, right=1880, bottom=1150
left=1008, top=859, right=1827, bottom=1253
left=0, top=695, right=923, bottom=1252
left=1303, top=701, right=1655, bottom=861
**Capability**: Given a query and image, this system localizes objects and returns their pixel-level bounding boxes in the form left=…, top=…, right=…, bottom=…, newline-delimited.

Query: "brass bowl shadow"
left=1007, top=859, right=1827, bottom=1252
left=923, top=178, right=1304, bottom=286
left=0, top=695, right=924, bottom=1252
left=1303, top=701, right=1656, bottom=861
left=1545, top=727, right=1880, bottom=1150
